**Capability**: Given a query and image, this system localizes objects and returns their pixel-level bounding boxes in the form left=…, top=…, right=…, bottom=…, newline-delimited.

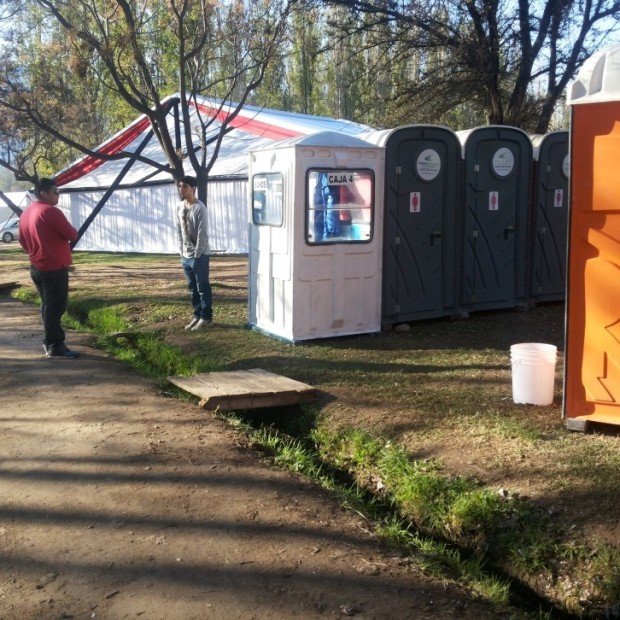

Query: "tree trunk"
left=195, top=170, right=208, bottom=206
left=535, top=96, right=558, bottom=134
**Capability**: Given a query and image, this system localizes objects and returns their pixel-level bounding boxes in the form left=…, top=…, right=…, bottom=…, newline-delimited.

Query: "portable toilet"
left=248, top=131, right=385, bottom=342
left=365, top=125, right=461, bottom=325
left=529, top=131, right=569, bottom=302
left=456, top=126, right=532, bottom=314
left=564, top=45, right=620, bottom=431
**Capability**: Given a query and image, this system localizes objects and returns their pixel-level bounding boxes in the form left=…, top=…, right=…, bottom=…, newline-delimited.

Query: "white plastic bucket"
left=510, top=343, right=558, bottom=405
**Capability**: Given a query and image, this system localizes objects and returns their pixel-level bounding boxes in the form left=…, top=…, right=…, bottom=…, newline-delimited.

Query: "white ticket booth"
left=248, top=132, right=385, bottom=342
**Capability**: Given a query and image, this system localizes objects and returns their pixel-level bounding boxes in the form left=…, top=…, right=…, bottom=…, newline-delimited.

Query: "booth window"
left=306, top=169, right=374, bottom=244
left=252, top=173, right=284, bottom=226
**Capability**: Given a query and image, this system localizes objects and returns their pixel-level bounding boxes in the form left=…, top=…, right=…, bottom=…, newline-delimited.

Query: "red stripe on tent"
left=55, top=116, right=152, bottom=186
left=193, top=102, right=304, bottom=140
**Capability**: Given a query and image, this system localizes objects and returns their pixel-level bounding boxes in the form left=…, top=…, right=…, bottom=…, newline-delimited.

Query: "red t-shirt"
left=19, top=201, right=78, bottom=271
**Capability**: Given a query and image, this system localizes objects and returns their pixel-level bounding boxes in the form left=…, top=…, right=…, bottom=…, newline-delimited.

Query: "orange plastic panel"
left=565, top=103, right=620, bottom=424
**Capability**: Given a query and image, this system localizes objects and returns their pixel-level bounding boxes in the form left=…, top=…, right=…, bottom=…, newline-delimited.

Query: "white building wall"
left=207, top=179, right=249, bottom=254
left=59, top=180, right=249, bottom=255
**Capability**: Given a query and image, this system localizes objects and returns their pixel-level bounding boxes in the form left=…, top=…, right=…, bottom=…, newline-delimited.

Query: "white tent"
left=54, top=96, right=372, bottom=254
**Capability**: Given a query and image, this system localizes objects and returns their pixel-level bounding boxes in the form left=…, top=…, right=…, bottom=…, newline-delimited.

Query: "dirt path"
left=0, top=297, right=509, bottom=619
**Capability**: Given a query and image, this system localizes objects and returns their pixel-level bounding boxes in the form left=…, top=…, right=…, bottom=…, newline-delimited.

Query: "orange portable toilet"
left=565, top=45, right=620, bottom=431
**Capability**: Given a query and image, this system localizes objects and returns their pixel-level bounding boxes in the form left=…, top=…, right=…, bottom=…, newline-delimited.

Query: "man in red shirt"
left=19, top=178, right=79, bottom=358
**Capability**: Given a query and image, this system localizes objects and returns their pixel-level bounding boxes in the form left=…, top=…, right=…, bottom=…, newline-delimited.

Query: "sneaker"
left=45, top=344, right=78, bottom=359
left=184, top=317, right=200, bottom=330
left=190, top=318, right=212, bottom=331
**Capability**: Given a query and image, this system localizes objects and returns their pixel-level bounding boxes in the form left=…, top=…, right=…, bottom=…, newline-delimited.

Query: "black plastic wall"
left=457, top=127, right=533, bottom=314
left=529, top=131, right=569, bottom=302
left=381, top=126, right=461, bottom=325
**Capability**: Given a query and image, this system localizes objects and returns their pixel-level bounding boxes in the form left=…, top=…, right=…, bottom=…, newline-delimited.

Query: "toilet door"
left=384, top=139, right=447, bottom=319
left=462, top=140, right=518, bottom=306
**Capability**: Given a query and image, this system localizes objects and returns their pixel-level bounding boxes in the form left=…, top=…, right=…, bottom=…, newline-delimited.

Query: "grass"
left=3, top=247, right=618, bottom=618
left=226, top=412, right=517, bottom=609
left=72, top=250, right=175, bottom=265
left=463, top=409, right=545, bottom=442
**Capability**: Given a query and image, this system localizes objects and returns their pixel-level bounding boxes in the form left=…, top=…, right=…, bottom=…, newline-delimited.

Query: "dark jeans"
left=30, top=266, right=69, bottom=348
left=181, top=254, right=212, bottom=320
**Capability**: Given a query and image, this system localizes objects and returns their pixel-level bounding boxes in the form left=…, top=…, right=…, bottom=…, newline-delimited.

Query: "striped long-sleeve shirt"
left=177, top=199, right=210, bottom=259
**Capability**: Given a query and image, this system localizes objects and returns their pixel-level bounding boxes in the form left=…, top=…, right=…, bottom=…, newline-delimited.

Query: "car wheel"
left=2, top=232, right=14, bottom=243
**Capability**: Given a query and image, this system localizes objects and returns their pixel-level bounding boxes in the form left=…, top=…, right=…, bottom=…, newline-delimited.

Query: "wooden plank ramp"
left=168, top=368, right=318, bottom=411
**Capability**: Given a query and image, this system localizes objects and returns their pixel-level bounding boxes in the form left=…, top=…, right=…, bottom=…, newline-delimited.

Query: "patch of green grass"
left=232, top=419, right=566, bottom=612
left=259, top=429, right=319, bottom=475
left=224, top=413, right=515, bottom=609
left=308, top=425, right=620, bottom=616
left=97, top=332, right=219, bottom=378
left=140, top=302, right=187, bottom=324
left=314, top=427, right=512, bottom=538
left=590, top=544, right=620, bottom=604
left=448, top=489, right=508, bottom=536
left=376, top=519, right=511, bottom=606
left=12, top=288, right=132, bottom=335
left=465, top=410, right=545, bottom=442
left=72, top=251, right=175, bottom=265
left=80, top=304, right=130, bottom=334
left=223, top=414, right=334, bottom=489
left=58, top=298, right=222, bottom=379
left=509, top=514, right=562, bottom=573
left=244, top=426, right=528, bottom=606
left=12, top=286, right=38, bottom=304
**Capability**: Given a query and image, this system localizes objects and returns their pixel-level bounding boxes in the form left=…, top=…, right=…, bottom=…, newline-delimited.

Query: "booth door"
left=385, top=138, right=447, bottom=319
left=566, top=104, right=620, bottom=426
left=463, top=140, right=518, bottom=307
left=532, top=139, right=568, bottom=298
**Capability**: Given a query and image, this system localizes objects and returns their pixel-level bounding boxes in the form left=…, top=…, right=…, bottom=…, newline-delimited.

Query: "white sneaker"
left=184, top=317, right=200, bottom=330
left=190, top=318, right=212, bottom=331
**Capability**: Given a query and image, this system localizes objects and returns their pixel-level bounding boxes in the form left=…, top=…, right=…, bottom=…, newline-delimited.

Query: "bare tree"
left=322, top=0, right=620, bottom=131
left=0, top=91, right=56, bottom=215
left=0, top=0, right=296, bottom=202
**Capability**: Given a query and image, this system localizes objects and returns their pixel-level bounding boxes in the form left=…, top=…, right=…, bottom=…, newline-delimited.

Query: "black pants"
left=30, top=266, right=69, bottom=349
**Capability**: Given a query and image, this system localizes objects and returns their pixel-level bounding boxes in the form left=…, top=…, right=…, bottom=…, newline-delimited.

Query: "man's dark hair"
left=34, top=178, right=58, bottom=197
left=180, top=175, right=197, bottom=187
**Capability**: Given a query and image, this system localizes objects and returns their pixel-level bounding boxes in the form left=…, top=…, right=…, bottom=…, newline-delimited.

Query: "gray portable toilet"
left=456, top=126, right=532, bottom=314
left=248, top=132, right=385, bottom=342
left=365, top=126, right=461, bottom=325
left=529, top=131, right=569, bottom=302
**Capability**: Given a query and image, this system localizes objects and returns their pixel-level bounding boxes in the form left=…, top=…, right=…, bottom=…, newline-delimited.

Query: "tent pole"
left=0, top=190, right=23, bottom=217
left=70, top=128, right=155, bottom=249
